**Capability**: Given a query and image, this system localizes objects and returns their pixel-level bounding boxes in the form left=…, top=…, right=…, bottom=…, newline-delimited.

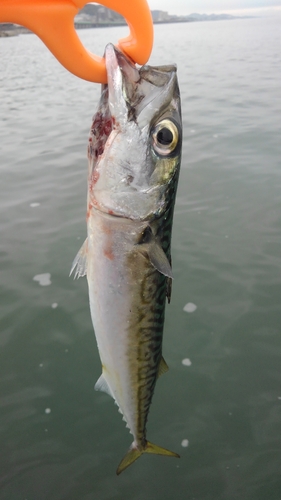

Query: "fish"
left=71, top=43, right=182, bottom=475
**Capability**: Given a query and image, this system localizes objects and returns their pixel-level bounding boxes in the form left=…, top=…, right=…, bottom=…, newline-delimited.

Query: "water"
left=1, top=14, right=281, bottom=499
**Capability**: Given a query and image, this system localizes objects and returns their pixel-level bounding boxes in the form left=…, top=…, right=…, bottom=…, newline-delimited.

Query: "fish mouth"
left=105, top=43, right=140, bottom=89
left=104, top=43, right=141, bottom=125
left=103, top=44, right=178, bottom=125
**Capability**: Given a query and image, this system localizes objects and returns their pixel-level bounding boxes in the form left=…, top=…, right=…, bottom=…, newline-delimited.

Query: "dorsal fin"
left=157, top=356, right=169, bottom=378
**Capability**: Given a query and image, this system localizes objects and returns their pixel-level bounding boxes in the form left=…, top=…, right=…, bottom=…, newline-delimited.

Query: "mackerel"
left=71, top=44, right=182, bottom=474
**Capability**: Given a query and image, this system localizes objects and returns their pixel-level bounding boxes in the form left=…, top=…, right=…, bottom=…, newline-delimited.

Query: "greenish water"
left=1, top=15, right=281, bottom=500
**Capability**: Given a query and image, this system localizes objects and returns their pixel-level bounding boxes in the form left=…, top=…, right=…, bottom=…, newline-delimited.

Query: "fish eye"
left=152, top=119, right=179, bottom=156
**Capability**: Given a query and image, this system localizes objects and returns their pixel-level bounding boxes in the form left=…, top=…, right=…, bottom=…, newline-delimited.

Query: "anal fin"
left=94, top=374, right=114, bottom=399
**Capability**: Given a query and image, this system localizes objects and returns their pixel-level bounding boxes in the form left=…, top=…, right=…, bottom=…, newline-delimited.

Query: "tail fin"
left=116, top=441, right=179, bottom=475
left=145, top=441, right=180, bottom=458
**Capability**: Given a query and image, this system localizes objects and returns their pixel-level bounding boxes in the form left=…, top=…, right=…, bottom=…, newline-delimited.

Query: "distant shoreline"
left=0, top=15, right=252, bottom=38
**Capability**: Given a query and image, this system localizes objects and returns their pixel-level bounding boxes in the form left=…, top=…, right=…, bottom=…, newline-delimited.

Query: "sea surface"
left=1, top=13, right=281, bottom=500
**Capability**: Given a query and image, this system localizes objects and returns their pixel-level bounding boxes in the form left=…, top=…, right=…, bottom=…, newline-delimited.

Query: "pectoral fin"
left=146, top=241, right=173, bottom=279
left=69, top=237, right=88, bottom=279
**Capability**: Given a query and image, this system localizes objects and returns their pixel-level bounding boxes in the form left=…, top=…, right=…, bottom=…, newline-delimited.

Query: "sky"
left=146, top=0, right=281, bottom=15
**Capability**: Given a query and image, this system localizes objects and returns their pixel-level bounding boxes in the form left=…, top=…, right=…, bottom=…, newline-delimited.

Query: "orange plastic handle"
left=0, top=0, right=153, bottom=83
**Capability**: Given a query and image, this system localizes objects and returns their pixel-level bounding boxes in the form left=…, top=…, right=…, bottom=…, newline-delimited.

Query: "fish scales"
left=126, top=235, right=167, bottom=442
left=71, top=44, right=182, bottom=474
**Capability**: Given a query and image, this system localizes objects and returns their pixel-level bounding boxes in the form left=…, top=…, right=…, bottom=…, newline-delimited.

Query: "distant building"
left=151, top=10, right=170, bottom=23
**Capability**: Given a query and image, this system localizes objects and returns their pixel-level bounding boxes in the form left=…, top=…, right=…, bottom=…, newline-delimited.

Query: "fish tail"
left=116, top=444, right=142, bottom=475
left=116, top=441, right=180, bottom=475
left=145, top=441, right=180, bottom=459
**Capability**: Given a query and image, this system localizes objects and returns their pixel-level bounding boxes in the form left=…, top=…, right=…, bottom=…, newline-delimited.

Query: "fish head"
left=88, top=44, right=182, bottom=221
